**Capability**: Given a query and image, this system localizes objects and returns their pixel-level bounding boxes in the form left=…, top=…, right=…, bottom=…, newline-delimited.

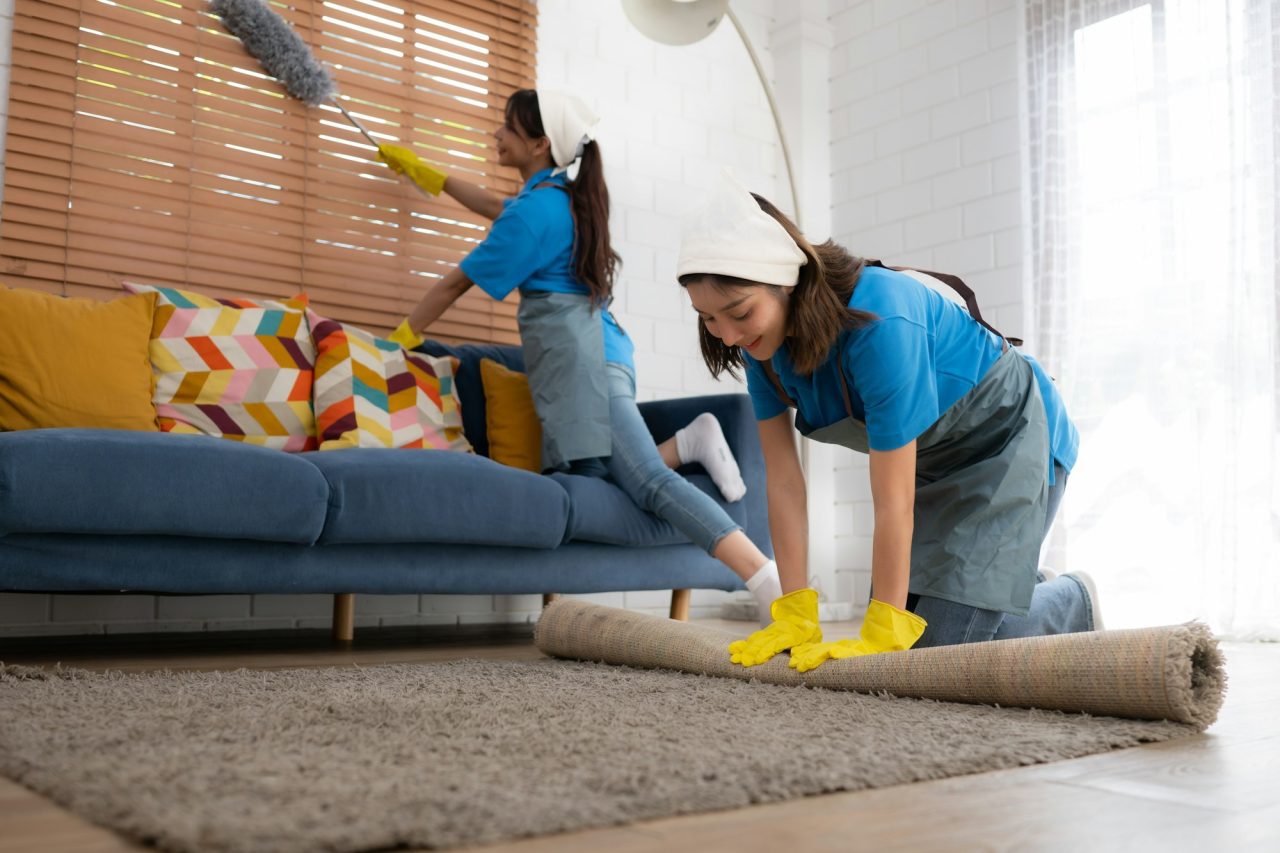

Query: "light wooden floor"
left=1, top=618, right=1277, bottom=853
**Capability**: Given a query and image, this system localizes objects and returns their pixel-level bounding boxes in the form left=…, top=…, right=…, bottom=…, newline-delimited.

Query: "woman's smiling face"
left=493, top=118, right=540, bottom=170
left=684, top=278, right=790, bottom=360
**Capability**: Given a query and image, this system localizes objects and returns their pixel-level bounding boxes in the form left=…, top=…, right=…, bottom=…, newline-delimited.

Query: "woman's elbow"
left=444, top=272, right=475, bottom=298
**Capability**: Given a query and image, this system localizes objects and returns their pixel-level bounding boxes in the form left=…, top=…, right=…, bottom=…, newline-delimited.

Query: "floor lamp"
left=621, top=0, right=802, bottom=229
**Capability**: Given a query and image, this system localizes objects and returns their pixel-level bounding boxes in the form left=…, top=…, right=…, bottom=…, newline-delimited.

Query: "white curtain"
left=1024, top=0, right=1279, bottom=638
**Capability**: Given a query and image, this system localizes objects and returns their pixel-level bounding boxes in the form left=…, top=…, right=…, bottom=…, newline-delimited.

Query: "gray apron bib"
left=517, top=290, right=611, bottom=473
left=760, top=265, right=1050, bottom=616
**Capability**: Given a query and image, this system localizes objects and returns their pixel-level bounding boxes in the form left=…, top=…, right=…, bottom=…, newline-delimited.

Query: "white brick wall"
left=828, top=0, right=1025, bottom=606
left=0, top=0, right=783, bottom=636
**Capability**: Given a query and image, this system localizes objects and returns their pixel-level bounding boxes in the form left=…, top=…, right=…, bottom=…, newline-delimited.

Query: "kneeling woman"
left=677, top=172, right=1100, bottom=671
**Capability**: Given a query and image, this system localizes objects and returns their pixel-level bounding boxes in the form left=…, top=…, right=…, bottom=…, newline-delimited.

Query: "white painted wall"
left=827, top=0, right=1025, bottom=608
left=0, top=0, right=1028, bottom=637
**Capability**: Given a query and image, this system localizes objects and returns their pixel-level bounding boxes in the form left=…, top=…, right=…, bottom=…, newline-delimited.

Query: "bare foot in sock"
left=676, top=412, right=747, bottom=502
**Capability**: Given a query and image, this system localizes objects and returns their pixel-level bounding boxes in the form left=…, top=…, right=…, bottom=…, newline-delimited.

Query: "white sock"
left=745, top=560, right=782, bottom=627
left=675, top=412, right=747, bottom=502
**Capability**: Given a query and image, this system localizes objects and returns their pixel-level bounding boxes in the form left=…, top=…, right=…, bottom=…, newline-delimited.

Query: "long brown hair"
left=679, top=193, right=876, bottom=378
left=505, top=90, right=619, bottom=307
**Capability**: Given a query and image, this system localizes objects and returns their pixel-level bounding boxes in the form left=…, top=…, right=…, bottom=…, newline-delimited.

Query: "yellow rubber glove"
left=728, top=588, right=822, bottom=667
left=788, top=598, right=927, bottom=673
left=377, top=143, right=447, bottom=196
left=387, top=318, right=424, bottom=350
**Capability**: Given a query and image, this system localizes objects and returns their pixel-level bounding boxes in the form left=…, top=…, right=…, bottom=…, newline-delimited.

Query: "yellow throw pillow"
left=0, top=286, right=159, bottom=431
left=480, top=358, right=542, bottom=472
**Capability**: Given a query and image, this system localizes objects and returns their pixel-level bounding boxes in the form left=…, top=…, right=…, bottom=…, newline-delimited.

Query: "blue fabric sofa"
left=0, top=343, right=769, bottom=638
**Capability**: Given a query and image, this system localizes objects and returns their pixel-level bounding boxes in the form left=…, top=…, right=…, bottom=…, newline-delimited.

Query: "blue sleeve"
left=848, top=317, right=939, bottom=451
left=743, top=357, right=788, bottom=421
left=458, top=209, right=541, bottom=301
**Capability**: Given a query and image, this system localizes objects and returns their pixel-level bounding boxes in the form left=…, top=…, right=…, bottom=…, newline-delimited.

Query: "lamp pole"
left=725, top=7, right=802, bottom=230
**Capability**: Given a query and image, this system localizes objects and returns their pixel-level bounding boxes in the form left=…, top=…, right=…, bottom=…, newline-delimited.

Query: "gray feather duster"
left=210, top=0, right=334, bottom=107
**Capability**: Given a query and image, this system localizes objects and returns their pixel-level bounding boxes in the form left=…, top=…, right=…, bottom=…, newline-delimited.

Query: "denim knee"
left=909, top=596, right=1005, bottom=648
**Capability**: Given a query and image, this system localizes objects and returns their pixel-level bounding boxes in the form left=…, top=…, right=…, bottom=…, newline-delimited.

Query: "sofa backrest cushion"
left=478, top=358, right=541, bottom=472
left=122, top=283, right=317, bottom=451
left=416, top=341, right=524, bottom=458
left=0, top=286, right=159, bottom=432
left=309, top=313, right=471, bottom=453
left=0, top=429, right=329, bottom=544
left=305, top=448, right=569, bottom=548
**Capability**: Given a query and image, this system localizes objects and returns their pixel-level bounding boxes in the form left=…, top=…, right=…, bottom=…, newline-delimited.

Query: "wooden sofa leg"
left=332, top=593, right=355, bottom=643
left=670, top=589, right=691, bottom=622
left=542, top=593, right=561, bottom=609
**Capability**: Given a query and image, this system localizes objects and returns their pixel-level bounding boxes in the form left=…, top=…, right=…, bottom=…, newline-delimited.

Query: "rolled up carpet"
left=534, top=600, right=1227, bottom=730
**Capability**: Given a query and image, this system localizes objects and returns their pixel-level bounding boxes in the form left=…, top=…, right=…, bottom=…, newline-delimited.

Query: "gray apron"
left=760, top=283, right=1051, bottom=616
left=516, top=290, right=611, bottom=473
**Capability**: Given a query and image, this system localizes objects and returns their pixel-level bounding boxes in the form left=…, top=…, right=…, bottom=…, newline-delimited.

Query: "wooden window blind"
left=0, top=0, right=536, bottom=344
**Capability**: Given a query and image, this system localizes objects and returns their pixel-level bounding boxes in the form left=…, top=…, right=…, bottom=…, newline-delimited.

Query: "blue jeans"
left=598, top=363, right=740, bottom=554
left=908, top=463, right=1097, bottom=647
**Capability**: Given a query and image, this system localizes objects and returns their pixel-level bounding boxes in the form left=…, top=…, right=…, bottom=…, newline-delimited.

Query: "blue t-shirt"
left=743, top=266, right=1078, bottom=477
left=458, top=168, right=633, bottom=369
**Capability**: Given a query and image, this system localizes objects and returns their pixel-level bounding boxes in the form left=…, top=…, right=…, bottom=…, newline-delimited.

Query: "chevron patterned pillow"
left=122, top=283, right=317, bottom=451
left=308, top=311, right=471, bottom=453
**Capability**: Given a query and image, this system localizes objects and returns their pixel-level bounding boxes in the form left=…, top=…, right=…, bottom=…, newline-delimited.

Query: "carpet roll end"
left=1165, top=621, right=1227, bottom=731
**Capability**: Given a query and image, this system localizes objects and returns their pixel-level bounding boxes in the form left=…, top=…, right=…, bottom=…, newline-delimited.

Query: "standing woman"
left=381, top=91, right=784, bottom=621
left=677, top=171, right=1101, bottom=671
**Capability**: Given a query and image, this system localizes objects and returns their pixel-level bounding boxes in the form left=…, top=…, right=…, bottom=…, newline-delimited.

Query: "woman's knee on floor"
left=908, top=595, right=1005, bottom=648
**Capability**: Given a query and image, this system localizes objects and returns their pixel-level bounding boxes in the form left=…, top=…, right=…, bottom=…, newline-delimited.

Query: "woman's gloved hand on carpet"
left=387, top=318, right=424, bottom=350
left=788, top=599, right=927, bottom=673
left=728, top=588, right=822, bottom=667
left=377, top=143, right=447, bottom=196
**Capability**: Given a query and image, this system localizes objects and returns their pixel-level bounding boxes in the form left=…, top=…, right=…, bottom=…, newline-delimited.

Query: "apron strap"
left=865, top=259, right=1012, bottom=352
left=758, top=258, right=1019, bottom=417
left=759, top=359, right=796, bottom=409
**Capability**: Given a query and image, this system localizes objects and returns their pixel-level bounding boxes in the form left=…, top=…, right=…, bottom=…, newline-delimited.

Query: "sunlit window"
left=1044, top=0, right=1277, bottom=633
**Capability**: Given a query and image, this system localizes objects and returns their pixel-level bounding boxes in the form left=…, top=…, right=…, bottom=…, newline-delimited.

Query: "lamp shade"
left=621, top=0, right=729, bottom=46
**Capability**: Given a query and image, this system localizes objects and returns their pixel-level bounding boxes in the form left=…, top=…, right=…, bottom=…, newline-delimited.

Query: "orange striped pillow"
left=308, top=310, right=470, bottom=452
left=123, top=283, right=317, bottom=451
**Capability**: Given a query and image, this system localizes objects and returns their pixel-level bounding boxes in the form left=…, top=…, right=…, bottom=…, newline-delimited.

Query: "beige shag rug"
left=1, top=654, right=1206, bottom=853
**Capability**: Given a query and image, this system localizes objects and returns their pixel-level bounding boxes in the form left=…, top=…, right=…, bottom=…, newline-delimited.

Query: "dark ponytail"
left=504, top=89, right=619, bottom=307
left=565, top=140, right=620, bottom=307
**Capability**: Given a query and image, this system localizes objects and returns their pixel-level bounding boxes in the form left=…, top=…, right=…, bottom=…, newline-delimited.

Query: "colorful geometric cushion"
left=0, top=286, right=159, bottom=432
left=479, top=358, right=542, bottom=472
left=308, top=311, right=471, bottom=452
left=122, top=283, right=317, bottom=451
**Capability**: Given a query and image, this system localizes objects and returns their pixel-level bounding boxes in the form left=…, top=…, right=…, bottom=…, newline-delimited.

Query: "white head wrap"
left=676, top=169, right=807, bottom=287
left=535, top=89, right=599, bottom=172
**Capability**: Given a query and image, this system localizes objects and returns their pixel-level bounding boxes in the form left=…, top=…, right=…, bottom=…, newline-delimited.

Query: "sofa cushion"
left=551, top=471, right=748, bottom=548
left=305, top=449, right=569, bottom=547
left=309, top=312, right=471, bottom=453
left=123, top=283, right=317, bottom=451
left=479, top=358, right=541, bottom=472
left=0, top=429, right=329, bottom=543
left=417, top=340, right=524, bottom=459
left=0, top=286, right=159, bottom=432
